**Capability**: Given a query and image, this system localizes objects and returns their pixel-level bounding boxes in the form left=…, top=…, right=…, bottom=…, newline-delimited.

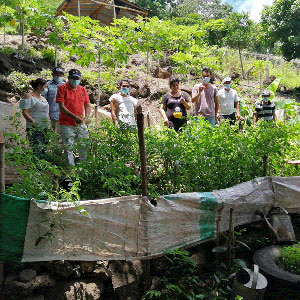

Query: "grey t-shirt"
left=19, top=96, right=49, bottom=129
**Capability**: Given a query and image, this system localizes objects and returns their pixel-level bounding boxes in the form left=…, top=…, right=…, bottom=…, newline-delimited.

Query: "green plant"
left=280, top=243, right=300, bottom=275
left=41, top=46, right=55, bottom=64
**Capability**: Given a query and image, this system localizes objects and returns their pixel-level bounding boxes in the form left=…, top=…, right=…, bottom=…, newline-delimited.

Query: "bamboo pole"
left=0, top=131, right=5, bottom=289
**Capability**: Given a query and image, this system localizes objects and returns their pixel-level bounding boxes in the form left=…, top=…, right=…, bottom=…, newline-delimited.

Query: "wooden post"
left=227, top=208, right=234, bottom=272
left=136, top=106, right=151, bottom=289
left=0, top=131, right=5, bottom=289
left=21, top=18, right=25, bottom=49
left=54, top=46, right=58, bottom=67
left=3, top=24, right=6, bottom=45
left=136, top=106, right=148, bottom=197
left=78, top=0, right=81, bottom=17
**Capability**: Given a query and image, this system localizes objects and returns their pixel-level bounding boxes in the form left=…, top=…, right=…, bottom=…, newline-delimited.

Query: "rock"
left=108, top=260, right=143, bottom=289
left=91, top=264, right=112, bottom=281
left=5, top=275, right=55, bottom=297
left=79, top=261, right=96, bottom=273
left=24, top=295, right=45, bottom=300
left=20, top=269, right=37, bottom=282
left=153, top=66, right=172, bottom=79
left=150, top=276, right=161, bottom=290
left=45, top=279, right=103, bottom=300
left=42, top=261, right=80, bottom=279
left=129, top=54, right=146, bottom=67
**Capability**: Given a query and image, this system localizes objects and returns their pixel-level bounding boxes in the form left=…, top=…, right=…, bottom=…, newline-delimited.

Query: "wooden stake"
left=136, top=106, right=148, bottom=197
left=263, top=155, right=268, bottom=177
left=227, top=208, right=234, bottom=272
left=0, top=131, right=5, bottom=289
left=136, top=107, right=151, bottom=289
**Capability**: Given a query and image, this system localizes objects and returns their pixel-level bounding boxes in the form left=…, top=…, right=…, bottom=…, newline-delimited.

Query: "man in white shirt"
left=109, top=79, right=138, bottom=127
left=217, top=77, right=241, bottom=125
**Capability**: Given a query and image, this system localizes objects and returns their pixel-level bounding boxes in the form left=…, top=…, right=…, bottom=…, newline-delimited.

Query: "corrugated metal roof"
left=56, top=0, right=148, bottom=25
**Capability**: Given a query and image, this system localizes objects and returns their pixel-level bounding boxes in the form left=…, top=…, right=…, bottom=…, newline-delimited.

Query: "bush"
left=280, top=243, right=300, bottom=275
left=41, top=47, right=55, bottom=64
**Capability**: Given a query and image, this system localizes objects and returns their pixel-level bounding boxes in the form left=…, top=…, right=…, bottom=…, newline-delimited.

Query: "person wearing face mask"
left=43, top=67, right=65, bottom=133
left=253, top=90, right=277, bottom=124
left=19, top=78, right=50, bottom=156
left=109, top=79, right=138, bottom=127
left=216, top=77, right=241, bottom=125
left=192, top=67, right=219, bottom=127
left=56, top=69, right=91, bottom=166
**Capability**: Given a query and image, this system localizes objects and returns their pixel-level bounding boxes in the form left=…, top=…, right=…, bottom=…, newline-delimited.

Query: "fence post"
left=0, top=131, right=5, bottom=289
left=136, top=106, right=151, bottom=289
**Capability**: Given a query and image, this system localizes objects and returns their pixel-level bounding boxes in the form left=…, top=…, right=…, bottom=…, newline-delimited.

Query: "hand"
left=164, top=119, right=169, bottom=126
left=75, top=116, right=83, bottom=124
left=216, top=113, right=220, bottom=121
left=198, top=84, right=205, bottom=94
left=180, top=96, right=186, bottom=104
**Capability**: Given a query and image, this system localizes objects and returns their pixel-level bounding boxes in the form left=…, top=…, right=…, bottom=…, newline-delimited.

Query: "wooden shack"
left=56, top=0, right=148, bottom=25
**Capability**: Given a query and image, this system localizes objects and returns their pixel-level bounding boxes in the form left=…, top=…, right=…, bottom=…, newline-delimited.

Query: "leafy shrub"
left=280, top=243, right=300, bottom=275
left=41, top=47, right=55, bottom=64
left=0, top=47, right=15, bottom=55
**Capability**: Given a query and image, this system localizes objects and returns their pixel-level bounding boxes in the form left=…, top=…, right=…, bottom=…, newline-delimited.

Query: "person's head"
left=68, top=69, right=81, bottom=88
left=262, top=90, right=271, bottom=103
left=119, top=79, right=130, bottom=96
left=202, top=67, right=211, bottom=85
left=223, top=77, right=232, bottom=90
left=169, top=77, right=180, bottom=93
left=30, top=78, right=47, bottom=93
left=52, top=67, right=64, bottom=84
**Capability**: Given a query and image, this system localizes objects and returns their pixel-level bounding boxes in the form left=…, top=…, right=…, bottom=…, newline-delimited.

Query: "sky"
left=224, top=0, right=274, bottom=22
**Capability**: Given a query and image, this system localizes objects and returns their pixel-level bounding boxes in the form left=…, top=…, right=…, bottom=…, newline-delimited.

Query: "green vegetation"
left=280, top=243, right=300, bottom=275
left=5, top=119, right=300, bottom=200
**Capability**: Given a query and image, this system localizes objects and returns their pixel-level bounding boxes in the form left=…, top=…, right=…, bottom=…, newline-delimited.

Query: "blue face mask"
left=70, top=79, right=80, bottom=88
left=263, top=97, right=270, bottom=102
left=54, top=76, right=63, bottom=84
left=224, top=83, right=231, bottom=89
left=202, top=77, right=210, bottom=84
left=121, top=87, right=130, bottom=95
left=42, top=88, right=48, bottom=94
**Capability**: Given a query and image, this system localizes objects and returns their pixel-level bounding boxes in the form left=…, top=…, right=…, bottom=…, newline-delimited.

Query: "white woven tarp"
left=22, top=176, right=300, bottom=262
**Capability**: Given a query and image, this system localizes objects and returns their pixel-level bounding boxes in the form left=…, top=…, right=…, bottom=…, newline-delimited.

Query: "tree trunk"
left=21, top=18, right=25, bottom=49
left=238, top=43, right=245, bottom=79
left=78, top=0, right=81, bottom=17
left=3, top=25, right=6, bottom=45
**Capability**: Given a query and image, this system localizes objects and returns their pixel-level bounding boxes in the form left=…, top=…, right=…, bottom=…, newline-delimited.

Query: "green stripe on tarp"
left=198, top=192, right=218, bottom=240
left=0, top=194, right=30, bottom=263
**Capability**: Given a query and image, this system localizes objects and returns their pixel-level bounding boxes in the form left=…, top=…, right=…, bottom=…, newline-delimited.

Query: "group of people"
left=160, top=66, right=276, bottom=132
left=19, top=66, right=277, bottom=165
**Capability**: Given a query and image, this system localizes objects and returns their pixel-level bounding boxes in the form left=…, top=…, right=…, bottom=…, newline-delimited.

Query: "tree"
left=132, top=0, right=175, bottom=18
left=261, top=0, right=300, bottom=61
left=224, top=12, right=254, bottom=78
left=170, top=0, right=233, bottom=20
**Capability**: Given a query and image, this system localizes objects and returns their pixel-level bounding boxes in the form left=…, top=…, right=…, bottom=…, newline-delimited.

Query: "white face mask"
left=224, top=83, right=231, bottom=89
left=70, top=79, right=80, bottom=87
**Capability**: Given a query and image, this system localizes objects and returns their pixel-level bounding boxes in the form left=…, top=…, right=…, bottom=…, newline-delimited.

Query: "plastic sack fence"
left=1, top=176, right=300, bottom=263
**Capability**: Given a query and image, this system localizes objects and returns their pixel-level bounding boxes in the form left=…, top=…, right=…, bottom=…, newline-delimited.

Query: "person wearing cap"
left=109, top=79, right=138, bottom=127
left=192, top=67, right=218, bottom=127
left=253, top=90, right=277, bottom=124
left=216, top=77, right=241, bottom=125
left=43, top=67, right=65, bottom=133
left=56, top=69, right=91, bottom=166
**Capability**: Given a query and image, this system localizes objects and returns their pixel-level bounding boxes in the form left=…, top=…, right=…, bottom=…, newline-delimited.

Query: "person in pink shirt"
left=191, top=67, right=219, bottom=127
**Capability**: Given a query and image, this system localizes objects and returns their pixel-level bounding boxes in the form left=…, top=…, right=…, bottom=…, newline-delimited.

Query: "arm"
left=214, top=92, right=219, bottom=121
left=180, top=95, right=191, bottom=110
left=84, top=102, right=91, bottom=119
left=236, top=102, right=241, bottom=119
left=22, top=109, right=35, bottom=124
left=159, top=104, right=169, bottom=126
left=191, top=85, right=205, bottom=103
left=110, top=98, right=119, bottom=126
left=273, top=110, right=277, bottom=122
left=59, top=102, right=83, bottom=124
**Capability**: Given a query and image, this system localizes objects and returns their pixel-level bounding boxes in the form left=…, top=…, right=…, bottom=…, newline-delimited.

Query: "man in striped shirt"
left=253, top=90, right=277, bottom=124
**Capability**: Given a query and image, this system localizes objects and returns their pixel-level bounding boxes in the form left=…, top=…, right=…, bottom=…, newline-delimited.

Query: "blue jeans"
left=195, top=116, right=215, bottom=127
left=27, top=128, right=48, bottom=157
